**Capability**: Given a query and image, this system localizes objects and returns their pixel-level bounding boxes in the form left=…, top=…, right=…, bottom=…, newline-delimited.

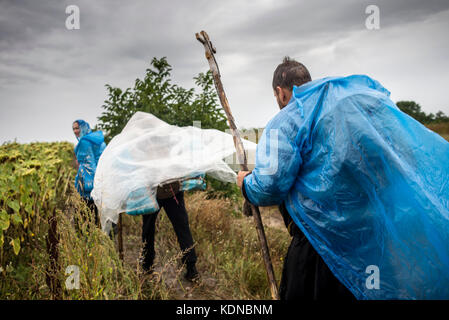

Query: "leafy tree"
left=397, top=101, right=429, bottom=123
left=434, top=111, right=449, bottom=123
left=98, top=57, right=238, bottom=198
left=97, top=87, right=136, bottom=140
left=98, top=57, right=228, bottom=143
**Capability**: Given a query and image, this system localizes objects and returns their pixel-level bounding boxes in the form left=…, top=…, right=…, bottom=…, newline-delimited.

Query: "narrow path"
left=120, top=204, right=286, bottom=300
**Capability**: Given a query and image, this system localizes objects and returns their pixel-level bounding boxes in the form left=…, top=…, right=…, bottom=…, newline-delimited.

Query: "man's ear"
left=276, top=86, right=292, bottom=106
left=275, top=86, right=285, bottom=101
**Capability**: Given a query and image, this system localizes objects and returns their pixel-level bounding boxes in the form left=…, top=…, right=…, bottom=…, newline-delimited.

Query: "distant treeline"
left=397, top=101, right=449, bottom=124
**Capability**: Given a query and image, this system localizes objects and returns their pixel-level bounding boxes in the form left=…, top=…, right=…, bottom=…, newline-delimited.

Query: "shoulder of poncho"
left=267, top=100, right=303, bottom=128
left=293, top=75, right=390, bottom=100
left=81, top=131, right=105, bottom=146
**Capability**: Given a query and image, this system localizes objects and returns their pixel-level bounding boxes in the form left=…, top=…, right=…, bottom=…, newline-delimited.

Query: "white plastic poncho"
left=91, top=111, right=256, bottom=231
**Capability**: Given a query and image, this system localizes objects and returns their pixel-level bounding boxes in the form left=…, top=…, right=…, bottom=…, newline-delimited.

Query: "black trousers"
left=76, top=198, right=99, bottom=228
left=78, top=198, right=117, bottom=239
left=141, top=191, right=197, bottom=270
left=278, top=203, right=355, bottom=300
left=86, top=199, right=99, bottom=226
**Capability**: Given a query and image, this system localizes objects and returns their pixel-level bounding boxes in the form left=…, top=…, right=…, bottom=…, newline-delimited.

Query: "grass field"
left=0, top=141, right=289, bottom=300
left=120, top=193, right=288, bottom=300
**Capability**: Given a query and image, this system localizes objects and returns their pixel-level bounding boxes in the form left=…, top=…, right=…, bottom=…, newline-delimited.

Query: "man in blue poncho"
left=72, top=120, right=106, bottom=226
left=237, top=57, right=449, bottom=300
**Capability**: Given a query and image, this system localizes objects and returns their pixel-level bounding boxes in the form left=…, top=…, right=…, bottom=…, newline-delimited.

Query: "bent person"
left=141, top=180, right=199, bottom=282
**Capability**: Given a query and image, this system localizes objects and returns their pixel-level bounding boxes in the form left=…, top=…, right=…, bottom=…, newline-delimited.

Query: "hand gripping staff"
left=196, top=30, right=280, bottom=300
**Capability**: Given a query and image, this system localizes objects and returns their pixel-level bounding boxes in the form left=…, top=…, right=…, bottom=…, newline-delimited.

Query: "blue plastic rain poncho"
left=74, top=120, right=106, bottom=200
left=243, top=75, right=449, bottom=299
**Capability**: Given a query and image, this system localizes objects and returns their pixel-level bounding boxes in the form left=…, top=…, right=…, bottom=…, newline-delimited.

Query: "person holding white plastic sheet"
left=92, top=111, right=256, bottom=227
left=141, top=179, right=203, bottom=281
left=91, top=112, right=257, bottom=281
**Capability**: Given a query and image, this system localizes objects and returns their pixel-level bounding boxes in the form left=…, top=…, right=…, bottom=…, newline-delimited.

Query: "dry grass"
left=56, top=190, right=143, bottom=300
left=1, top=176, right=290, bottom=300
left=426, top=122, right=449, bottom=141
left=1, top=141, right=291, bottom=300
left=426, top=122, right=449, bottom=135
left=119, top=192, right=290, bottom=300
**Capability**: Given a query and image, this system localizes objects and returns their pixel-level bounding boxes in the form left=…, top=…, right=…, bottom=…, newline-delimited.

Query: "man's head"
left=272, top=57, right=311, bottom=109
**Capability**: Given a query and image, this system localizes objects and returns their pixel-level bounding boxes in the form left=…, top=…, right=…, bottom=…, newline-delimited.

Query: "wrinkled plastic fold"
left=92, top=112, right=256, bottom=232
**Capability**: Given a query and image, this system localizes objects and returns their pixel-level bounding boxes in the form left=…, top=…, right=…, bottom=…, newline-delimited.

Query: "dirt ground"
left=119, top=203, right=286, bottom=300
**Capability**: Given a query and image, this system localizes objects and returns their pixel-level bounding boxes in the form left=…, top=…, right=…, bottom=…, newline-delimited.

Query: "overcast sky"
left=1, top=0, right=449, bottom=145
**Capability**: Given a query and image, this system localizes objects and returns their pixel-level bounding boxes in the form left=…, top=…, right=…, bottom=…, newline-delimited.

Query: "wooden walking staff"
left=196, top=30, right=280, bottom=300
left=118, top=213, right=124, bottom=261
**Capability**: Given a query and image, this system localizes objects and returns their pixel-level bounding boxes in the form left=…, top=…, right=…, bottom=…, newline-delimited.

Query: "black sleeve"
left=279, top=202, right=302, bottom=237
left=241, top=182, right=253, bottom=204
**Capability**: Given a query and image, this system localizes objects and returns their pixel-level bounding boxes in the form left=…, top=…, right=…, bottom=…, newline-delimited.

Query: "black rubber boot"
left=184, top=264, right=199, bottom=282
left=139, top=256, right=154, bottom=275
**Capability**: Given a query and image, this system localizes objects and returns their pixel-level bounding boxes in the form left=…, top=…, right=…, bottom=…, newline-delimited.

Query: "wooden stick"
left=46, top=207, right=62, bottom=299
left=196, top=30, right=280, bottom=300
left=118, top=213, right=124, bottom=261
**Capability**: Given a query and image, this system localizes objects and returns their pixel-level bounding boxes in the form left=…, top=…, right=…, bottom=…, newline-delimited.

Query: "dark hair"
left=272, top=56, right=311, bottom=90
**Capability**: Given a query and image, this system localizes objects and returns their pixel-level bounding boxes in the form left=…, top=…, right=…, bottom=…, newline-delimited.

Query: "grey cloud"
left=229, top=0, right=449, bottom=40
left=0, top=0, right=65, bottom=47
left=0, top=0, right=217, bottom=86
left=0, top=0, right=448, bottom=143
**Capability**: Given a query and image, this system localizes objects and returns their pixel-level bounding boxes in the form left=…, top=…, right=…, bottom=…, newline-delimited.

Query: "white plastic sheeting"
left=91, top=112, right=256, bottom=231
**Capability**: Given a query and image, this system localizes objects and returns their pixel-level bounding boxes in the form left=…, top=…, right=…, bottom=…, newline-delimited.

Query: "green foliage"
left=0, top=142, right=144, bottom=299
left=0, top=142, right=76, bottom=298
left=56, top=192, right=142, bottom=300
left=0, top=142, right=75, bottom=261
left=397, top=101, right=449, bottom=124
left=203, top=175, right=241, bottom=201
left=98, top=57, right=228, bottom=143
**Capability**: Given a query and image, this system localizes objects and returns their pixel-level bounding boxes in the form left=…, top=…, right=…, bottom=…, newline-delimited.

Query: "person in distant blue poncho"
left=237, top=57, right=449, bottom=300
left=72, top=120, right=106, bottom=225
